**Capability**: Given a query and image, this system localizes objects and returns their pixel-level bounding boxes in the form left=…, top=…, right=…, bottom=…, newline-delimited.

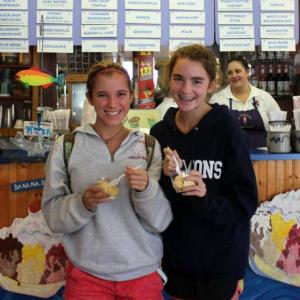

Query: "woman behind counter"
left=209, top=55, right=281, bottom=149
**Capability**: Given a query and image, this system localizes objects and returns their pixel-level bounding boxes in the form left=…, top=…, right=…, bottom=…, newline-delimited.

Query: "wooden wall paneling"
left=27, top=162, right=36, bottom=211
left=18, top=163, right=29, bottom=220
left=266, top=160, right=276, bottom=202
left=8, top=162, right=17, bottom=226
left=275, top=160, right=285, bottom=196
left=284, top=160, right=293, bottom=191
left=252, top=161, right=259, bottom=190
left=293, top=160, right=300, bottom=188
left=0, top=164, right=9, bottom=228
left=35, top=162, right=45, bottom=205
left=258, top=160, right=267, bottom=202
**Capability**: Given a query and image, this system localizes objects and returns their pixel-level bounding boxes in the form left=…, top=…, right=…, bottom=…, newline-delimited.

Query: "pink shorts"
left=64, top=263, right=164, bottom=300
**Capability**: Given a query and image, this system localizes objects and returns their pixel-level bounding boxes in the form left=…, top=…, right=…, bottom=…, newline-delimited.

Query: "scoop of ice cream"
left=173, top=175, right=195, bottom=192
left=97, top=180, right=119, bottom=198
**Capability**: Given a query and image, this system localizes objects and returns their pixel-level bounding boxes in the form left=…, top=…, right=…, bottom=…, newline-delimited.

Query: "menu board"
left=0, top=0, right=297, bottom=53
left=0, top=0, right=29, bottom=52
left=260, top=0, right=296, bottom=51
left=215, top=0, right=299, bottom=52
left=36, top=0, right=73, bottom=53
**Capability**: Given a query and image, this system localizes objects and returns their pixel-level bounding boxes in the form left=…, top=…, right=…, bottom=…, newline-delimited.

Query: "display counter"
left=0, top=138, right=46, bottom=228
left=1, top=140, right=300, bottom=227
left=251, top=149, right=300, bottom=203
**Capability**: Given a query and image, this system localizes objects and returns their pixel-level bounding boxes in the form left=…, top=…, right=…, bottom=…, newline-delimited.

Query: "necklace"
left=96, top=126, right=124, bottom=144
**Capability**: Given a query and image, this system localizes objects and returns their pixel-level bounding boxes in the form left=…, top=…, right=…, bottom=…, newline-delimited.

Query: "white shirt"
left=155, top=97, right=178, bottom=120
left=209, top=84, right=281, bottom=131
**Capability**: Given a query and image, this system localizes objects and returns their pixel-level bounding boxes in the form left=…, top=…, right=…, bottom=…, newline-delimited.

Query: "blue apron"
left=229, top=97, right=267, bottom=148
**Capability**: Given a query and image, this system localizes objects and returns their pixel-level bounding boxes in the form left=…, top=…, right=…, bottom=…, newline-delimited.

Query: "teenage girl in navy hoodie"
left=150, top=44, right=258, bottom=300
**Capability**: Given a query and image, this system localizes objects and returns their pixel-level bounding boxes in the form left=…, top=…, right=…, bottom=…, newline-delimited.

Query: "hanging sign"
left=170, top=11, right=205, bottom=24
left=81, top=25, right=117, bottom=37
left=218, top=12, right=253, bottom=25
left=125, top=25, right=161, bottom=38
left=0, top=26, right=28, bottom=39
left=220, top=39, right=255, bottom=51
left=0, top=40, right=28, bottom=52
left=125, top=0, right=160, bottom=10
left=169, top=0, right=204, bottom=11
left=261, top=0, right=294, bottom=11
left=0, top=0, right=27, bottom=9
left=261, top=13, right=294, bottom=25
left=124, top=39, right=160, bottom=51
left=81, top=11, right=117, bottom=24
left=218, top=0, right=252, bottom=11
left=125, top=11, right=161, bottom=24
left=261, top=39, right=295, bottom=51
left=36, top=25, right=72, bottom=38
left=37, top=11, right=73, bottom=24
left=82, top=39, right=118, bottom=52
left=169, top=25, right=204, bottom=38
left=0, top=11, right=27, bottom=25
left=37, top=0, right=73, bottom=10
left=260, top=26, right=294, bottom=39
left=219, top=25, right=254, bottom=39
left=81, top=0, right=117, bottom=9
left=37, top=40, right=73, bottom=53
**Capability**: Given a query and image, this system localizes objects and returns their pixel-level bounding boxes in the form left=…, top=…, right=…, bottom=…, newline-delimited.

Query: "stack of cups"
left=293, top=109, right=300, bottom=152
left=268, top=111, right=291, bottom=153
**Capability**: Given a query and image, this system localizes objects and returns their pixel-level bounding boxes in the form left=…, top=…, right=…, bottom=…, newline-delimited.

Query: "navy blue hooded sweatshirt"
left=150, top=104, right=258, bottom=283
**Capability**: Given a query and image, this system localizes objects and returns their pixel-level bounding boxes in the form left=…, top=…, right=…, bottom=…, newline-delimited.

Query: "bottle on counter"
left=258, top=65, right=267, bottom=91
left=257, top=47, right=266, bottom=63
left=267, top=65, right=276, bottom=97
left=275, top=51, right=283, bottom=62
left=267, top=51, right=275, bottom=63
left=276, top=64, right=284, bottom=97
left=282, top=64, right=291, bottom=96
left=249, top=64, right=258, bottom=87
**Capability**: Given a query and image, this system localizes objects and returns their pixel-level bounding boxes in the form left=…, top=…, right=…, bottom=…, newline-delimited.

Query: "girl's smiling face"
left=89, top=72, right=132, bottom=127
left=170, top=58, right=215, bottom=112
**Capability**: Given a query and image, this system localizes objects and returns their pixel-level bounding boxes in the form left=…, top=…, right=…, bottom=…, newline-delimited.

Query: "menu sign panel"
left=0, top=0, right=27, bottom=10
left=218, top=0, right=252, bottom=11
left=37, top=11, right=72, bottom=24
left=260, top=0, right=296, bottom=51
left=0, top=40, right=28, bottom=52
left=82, top=39, right=118, bottom=52
left=217, top=0, right=254, bottom=51
left=0, top=11, right=27, bottom=25
left=261, top=0, right=294, bottom=11
left=37, top=0, right=73, bottom=10
left=125, top=0, right=160, bottom=10
left=125, top=11, right=161, bottom=24
left=81, top=0, right=117, bottom=9
left=170, top=11, right=205, bottom=24
left=169, top=0, right=204, bottom=10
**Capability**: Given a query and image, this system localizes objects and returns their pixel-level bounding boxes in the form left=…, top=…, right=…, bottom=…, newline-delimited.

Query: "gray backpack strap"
left=63, top=132, right=76, bottom=189
left=63, top=132, right=76, bottom=167
left=144, top=133, right=155, bottom=170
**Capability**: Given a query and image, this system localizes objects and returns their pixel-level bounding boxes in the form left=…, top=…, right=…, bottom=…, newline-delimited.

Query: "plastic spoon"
left=109, top=165, right=142, bottom=186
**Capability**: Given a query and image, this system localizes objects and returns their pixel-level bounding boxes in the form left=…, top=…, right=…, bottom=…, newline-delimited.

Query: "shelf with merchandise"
left=0, top=47, right=39, bottom=136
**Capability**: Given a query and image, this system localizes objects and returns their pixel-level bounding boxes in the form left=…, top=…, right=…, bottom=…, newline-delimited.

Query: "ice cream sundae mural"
left=0, top=206, right=67, bottom=297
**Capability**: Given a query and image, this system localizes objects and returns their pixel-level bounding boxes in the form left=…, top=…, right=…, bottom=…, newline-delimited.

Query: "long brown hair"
left=168, top=44, right=217, bottom=83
